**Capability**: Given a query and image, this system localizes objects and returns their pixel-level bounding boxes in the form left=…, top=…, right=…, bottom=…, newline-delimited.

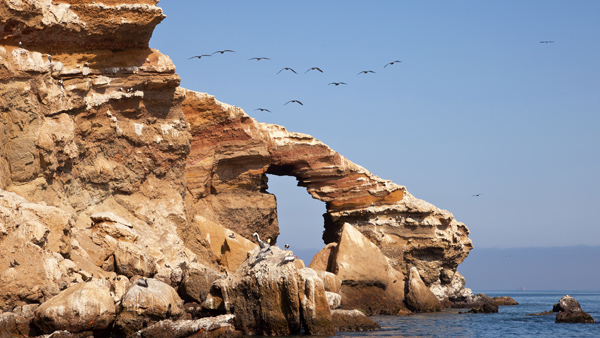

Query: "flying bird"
left=472, top=194, right=482, bottom=197
left=255, top=108, right=271, bottom=112
left=12, top=260, right=19, bottom=267
left=285, top=100, right=303, bottom=105
left=249, top=57, right=271, bottom=61
left=305, top=67, right=323, bottom=73
left=213, top=50, right=235, bottom=54
left=384, top=60, right=402, bottom=67
left=539, top=41, right=554, bottom=43
left=358, top=70, right=376, bottom=75
left=284, top=244, right=290, bottom=250
left=278, top=67, right=297, bottom=74
left=189, top=54, right=212, bottom=59
left=328, top=82, right=347, bottom=86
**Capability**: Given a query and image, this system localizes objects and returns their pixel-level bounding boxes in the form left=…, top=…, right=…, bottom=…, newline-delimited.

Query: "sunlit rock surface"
left=0, top=0, right=474, bottom=335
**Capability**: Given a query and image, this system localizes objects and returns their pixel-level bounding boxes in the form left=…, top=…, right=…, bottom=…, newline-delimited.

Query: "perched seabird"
left=213, top=50, right=235, bottom=54
left=84, top=62, right=89, bottom=67
left=189, top=54, right=211, bottom=59
left=72, top=278, right=79, bottom=283
left=228, top=233, right=235, bottom=239
left=281, top=255, right=297, bottom=264
left=328, top=82, right=347, bottom=86
left=255, top=108, right=271, bottom=112
left=47, top=55, right=52, bottom=62
left=249, top=57, right=271, bottom=61
left=384, top=60, right=401, bottom=67
left=277, top=67, right=297, bottom=74
left=253, top=232, right=269, bottom=250
left=358, top=70, right=376, bottom=75
left=18, top=41, right=22, bottom=48
left=284, top=100, right=303, bottom=105
left=305, top=67, right=323, bottom=73
left=166, top=303, right=172, bottom=318
left=137, top=278, right=149, bottom=288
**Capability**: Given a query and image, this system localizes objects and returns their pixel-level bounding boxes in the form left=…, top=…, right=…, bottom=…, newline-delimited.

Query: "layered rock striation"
left=1, top=0, right=474, bottom=336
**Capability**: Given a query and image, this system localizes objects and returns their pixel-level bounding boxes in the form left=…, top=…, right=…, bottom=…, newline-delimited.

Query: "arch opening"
left=266, top=174, right=326, bottom=264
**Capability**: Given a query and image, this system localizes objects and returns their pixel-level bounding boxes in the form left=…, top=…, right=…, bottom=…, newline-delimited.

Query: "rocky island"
left=0, top=1, right=475, bottom=336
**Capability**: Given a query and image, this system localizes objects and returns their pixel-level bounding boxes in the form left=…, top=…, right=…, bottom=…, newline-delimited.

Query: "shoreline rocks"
left=553, top=295, right=595, bottom=324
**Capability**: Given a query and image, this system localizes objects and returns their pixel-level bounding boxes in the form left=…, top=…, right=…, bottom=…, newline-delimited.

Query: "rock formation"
left=0, top=0, right=475, bottom=336
left=553, top=295, right=595, bottom=324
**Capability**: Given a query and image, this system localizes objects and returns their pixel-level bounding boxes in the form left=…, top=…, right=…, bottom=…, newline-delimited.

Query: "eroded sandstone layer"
left=182, top=90, right=473, bottom=294
left=1, top=0, right=474, bottom=335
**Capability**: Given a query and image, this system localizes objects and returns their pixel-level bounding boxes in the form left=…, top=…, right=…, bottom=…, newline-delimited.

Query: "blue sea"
left=335, top=291, right=600, bottom=338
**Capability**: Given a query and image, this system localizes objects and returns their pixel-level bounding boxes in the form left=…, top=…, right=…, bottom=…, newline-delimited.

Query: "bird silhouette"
left=213, top=50, right=235, bottom=54
left=284, top=244, right=290, bottom=250
left=358, top=70, right=376, bottom=75
left=285, top=100, right=303, bottom=105
left=472, top=194, right=482, bottom=197
left=249, top=57, right=271, bottom=61
left=278, top=67, right=297, bottom=74
left=384, top=60, right=401, bottom=67
left=189, top=54, right=211, bottom=59
left=539, top=41, right=554, bottom=43
left=255, top=108, right=271, bottom=112
left=328, top=82, right=347, bottom=86
left=305, top=67, right=323, bottom=73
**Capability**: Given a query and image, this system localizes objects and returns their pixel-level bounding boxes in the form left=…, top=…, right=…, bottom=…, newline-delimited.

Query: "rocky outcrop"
left=34, top=279, right=116, bottom=333
left=452, top=293, right=498, bottom=313
left=204, top=246, right=334, bottom=336
left=492, top=296, right=518, bottom=306
left=553, top=295, right=595, bottom=323
left=405, top=267, right=443, bottom=313
left=182, top=90, right=473, bottom=295
left=331, top=309, right=381, bottom=332
left=320, top=223, right=407, bottom=315
left=1, top=0, right=475, bottom=335
left=115, top=277, right=184, bottom=335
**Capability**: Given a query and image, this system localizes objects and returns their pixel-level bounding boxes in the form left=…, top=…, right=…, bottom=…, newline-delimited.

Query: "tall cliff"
left=0, top=0, right=472, bottom=329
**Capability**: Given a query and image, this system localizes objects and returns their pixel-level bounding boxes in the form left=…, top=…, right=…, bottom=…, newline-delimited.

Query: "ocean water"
left=335, top=291, right=600, bottom=338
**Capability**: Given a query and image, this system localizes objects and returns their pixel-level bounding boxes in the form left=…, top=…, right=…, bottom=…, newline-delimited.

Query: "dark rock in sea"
left=331, top=309, right=381, bottom=332
left=452, top=293, right=498, bottom=313
left=556, top=311, right=595, bottom=324
left=553, top=295, right=595, bottom=324
left=552, top=295, right=582, bottom=313
left=491, top=296, right=518, bottom=306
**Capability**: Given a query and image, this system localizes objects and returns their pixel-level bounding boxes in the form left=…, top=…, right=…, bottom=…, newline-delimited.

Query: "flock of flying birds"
left=189, top=49, right=402, bottom=113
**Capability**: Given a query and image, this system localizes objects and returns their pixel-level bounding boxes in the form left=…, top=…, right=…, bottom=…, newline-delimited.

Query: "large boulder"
left=330, top=223, right=408, bottom=315
left=331, top=309, right=381, bottom=332
left=33, top=280, right=116, bottom=333
left=205, top=246, right=334, bottom=336
left=179, top=262, right=224, bottom=304
left=130, top=314, right=240, bottom=338
left=190, top=215, right=257, bottom=272
left=405, top=267, right=443, bottom=313
left=115, top=278, right=184, bottom=336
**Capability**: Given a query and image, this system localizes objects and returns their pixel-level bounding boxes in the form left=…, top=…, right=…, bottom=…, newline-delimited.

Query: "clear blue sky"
left=150, top=1, right=600, bottom=264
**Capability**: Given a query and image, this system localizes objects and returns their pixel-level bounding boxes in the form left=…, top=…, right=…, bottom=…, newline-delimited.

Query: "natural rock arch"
left=182, top=89, right=472, bottom=291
